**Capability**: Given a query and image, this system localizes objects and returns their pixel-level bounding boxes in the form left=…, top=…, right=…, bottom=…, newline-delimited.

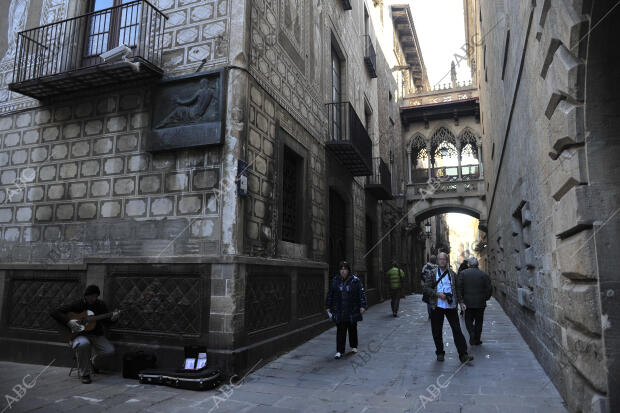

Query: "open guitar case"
left=138, top=346, right=222, bottom=391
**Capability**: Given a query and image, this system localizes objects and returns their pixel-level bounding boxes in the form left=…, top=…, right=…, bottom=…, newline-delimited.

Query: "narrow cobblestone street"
left=1, top=296, right=568, bottom=413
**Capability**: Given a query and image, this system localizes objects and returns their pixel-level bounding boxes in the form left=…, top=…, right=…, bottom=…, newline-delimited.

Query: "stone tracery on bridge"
left=401, top=88, right=487, bottom=229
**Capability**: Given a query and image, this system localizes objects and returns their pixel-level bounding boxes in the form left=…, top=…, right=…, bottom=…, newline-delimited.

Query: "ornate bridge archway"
left=403, top=123, right=487, bottom=231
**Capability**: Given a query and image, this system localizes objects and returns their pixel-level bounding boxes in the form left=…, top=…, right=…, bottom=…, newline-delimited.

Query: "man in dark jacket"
left=457, top=257, right=492, bottom=345
left=421, top=255, right=438, bottom=319
left=423, top=252, right=473, bottom=363
left=326, top=261, right=367, bottom=359
left=50, top=285, right=119, bottom=383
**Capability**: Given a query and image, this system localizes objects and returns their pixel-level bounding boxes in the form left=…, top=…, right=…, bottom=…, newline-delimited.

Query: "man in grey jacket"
left=457, top=257, right=492, bottom=345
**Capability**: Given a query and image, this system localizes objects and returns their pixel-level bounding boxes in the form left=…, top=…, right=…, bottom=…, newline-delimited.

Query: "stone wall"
left=477, top=0, right=619, bottom=411
left=243, top=78, right=327, bottom=261
left=0, top=91, right=222, bottom=262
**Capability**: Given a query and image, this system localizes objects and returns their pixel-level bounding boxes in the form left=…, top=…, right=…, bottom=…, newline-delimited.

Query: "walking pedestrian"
left=386, top=260, right=405, bottom=317
left=423, top=252, right=473, bottom=363
left=457, top=260, right=469, bottom=317
left=326, top=261, right=368, bottom=359
left=421, top=255, right=437, bottom=319
left=457, top=257, right=492, bottom=345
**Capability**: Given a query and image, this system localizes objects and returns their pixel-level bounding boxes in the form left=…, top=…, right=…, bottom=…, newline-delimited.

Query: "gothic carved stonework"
left=6, top=275, right=83, bottom=331
left=109, top=275, right=203, bottom=335
left=245, top=272, right=291, bottom=333
left=296, top=272, right=324, bottom=318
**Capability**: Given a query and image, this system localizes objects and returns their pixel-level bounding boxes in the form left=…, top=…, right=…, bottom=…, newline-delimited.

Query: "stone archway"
left=408, top=200, right=487, bottom=232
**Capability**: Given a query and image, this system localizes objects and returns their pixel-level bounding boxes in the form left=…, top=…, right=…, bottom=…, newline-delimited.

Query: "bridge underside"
left=407, top=189, right=488, bottom=232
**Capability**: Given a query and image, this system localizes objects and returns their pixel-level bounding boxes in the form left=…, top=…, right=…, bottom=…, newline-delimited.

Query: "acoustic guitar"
left=59, top=309, right=121, bottom=340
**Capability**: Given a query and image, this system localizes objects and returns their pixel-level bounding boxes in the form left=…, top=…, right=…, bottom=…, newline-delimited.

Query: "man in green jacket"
left=386, top=261, right=405, bottom=317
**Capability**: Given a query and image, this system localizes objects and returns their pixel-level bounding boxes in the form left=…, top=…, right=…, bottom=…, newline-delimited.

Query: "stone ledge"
left=550, top=146, right=587, bottom=201
left=554, top=229, right=597, bottom=280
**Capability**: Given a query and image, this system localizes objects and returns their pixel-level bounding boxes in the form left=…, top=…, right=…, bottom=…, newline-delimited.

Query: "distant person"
left=457, top=257, right=492, bottom=345
left=457, top=260, right=469, bottom=274
left=457, top=260, right=469, bottom=316
left=386, top=261, right=405, bottom=317
left=421, top=255, right=437, bottom=319
left=423, top=252, right=473, bottom=363
left=326, top=261, right=367, bottom=359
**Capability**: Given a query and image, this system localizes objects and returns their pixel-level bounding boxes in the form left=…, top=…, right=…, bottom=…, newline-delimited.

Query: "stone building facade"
left=0, top=0, right=424, bottom=375
left=468, top=0, right=620, bottom=411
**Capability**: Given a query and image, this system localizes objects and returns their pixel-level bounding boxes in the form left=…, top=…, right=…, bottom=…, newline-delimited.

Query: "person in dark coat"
left=50, top=285, right=119, bottom=383
left=456, top=260, right=469, bottom=316
left=457, top=257, right=492, bottom=345
left=325, top=261, right=367, bottom=359
left=457, top=260, right=469, bottom=274
left=421, top=255, right=437, bottom=319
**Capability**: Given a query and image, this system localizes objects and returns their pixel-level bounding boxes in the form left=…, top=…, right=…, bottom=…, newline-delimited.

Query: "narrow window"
left=282, top=146, right=303, bottom=243
left=331, top=46, right=343, bottom=140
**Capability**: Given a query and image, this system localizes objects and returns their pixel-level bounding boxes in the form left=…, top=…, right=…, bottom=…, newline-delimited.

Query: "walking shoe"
left=437, top=354, right=445, bottom=362
left=81, top=375, right=92, bottom=384
left=459, top=354, right=474, bottom=363
left=476, top=340, right=483, bottom=345
left=334, top=352, right=342, bottom=359
left=393, top=313, right=398, bottom=317
left=351, top=348, right=358, bottom=353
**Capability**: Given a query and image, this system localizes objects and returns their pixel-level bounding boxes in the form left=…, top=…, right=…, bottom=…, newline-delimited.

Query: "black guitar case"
left=138, top=367, right=222, bottom=390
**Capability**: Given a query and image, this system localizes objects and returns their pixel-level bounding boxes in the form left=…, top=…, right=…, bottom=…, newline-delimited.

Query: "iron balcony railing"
left=326, top=101, right=372, bottom=176
left=363, top=35, right=377, bottom=78
left=365, top=157, right=393, bottom=199
left=11, top=0, right=166, bottom=86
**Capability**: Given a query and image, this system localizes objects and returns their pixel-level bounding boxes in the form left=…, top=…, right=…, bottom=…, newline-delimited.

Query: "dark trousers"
left=390, top=288, right=401, bottom=314
left=465, top=307, right=485, bottom=343
left=336, top=322, right=358, bottom=353
left=430, top=307, right=468, bottom=356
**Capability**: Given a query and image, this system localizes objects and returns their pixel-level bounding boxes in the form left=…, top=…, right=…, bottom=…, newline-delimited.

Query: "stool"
left=68, top=341, right=80, bottom=377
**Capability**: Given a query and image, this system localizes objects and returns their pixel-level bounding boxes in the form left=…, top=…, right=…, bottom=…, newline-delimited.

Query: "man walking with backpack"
left=386, top=261, right=405, bottom=317
left=423, top=252, right=473, bottom=363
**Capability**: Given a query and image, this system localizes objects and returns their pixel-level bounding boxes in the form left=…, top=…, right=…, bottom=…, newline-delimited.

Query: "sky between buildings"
left=409, top=0, right=472, bottom=87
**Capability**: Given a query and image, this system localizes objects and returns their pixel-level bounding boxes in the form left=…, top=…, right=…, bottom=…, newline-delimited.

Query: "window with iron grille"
left=282, top=146, right=303, bottom=243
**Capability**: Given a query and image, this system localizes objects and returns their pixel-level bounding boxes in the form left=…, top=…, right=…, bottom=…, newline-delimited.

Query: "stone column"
left=478, top=143, right=484, bottom=178
left=457, top=141, right=462, bottom=180
left=407, top=148, right=412, bottom=184
left=427, top=142, right=432, bottom=181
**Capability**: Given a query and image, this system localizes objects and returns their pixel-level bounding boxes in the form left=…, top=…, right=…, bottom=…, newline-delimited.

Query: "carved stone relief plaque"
left=148, top=69, right=226, bottom=151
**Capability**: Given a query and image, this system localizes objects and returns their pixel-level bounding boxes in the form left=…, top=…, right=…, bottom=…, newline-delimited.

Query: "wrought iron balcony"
left=9, top=0, right=166, bottom=101
left=365, top=157, right=393, bottom=199
left=363, top=35, right=377, bottom=79
left=326, top=101, right=372, bottom=176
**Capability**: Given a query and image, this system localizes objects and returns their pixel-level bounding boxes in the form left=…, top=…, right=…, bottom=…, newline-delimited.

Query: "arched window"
left=431, top=127, right=458, bottom=180
left=459, top=128, right=480, bottom=179
left=409, top=133, right=428, bottom=183
left=415, top=147, right=429, bottom=169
